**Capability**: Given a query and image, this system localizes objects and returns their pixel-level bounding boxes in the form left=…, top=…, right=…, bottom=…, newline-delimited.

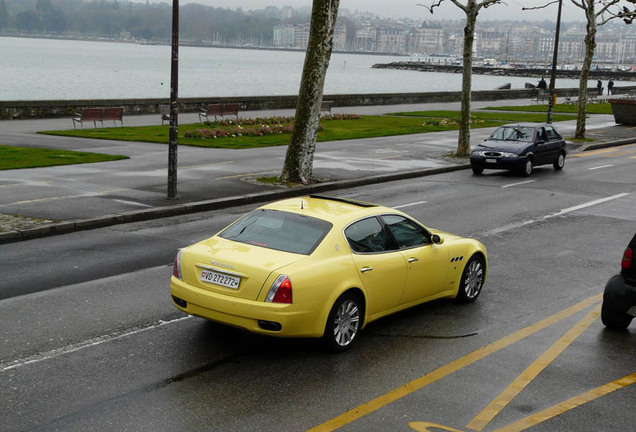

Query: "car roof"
left=499, top=123, right=549, bottom=128
left=260, top=195, right=394, bottom=224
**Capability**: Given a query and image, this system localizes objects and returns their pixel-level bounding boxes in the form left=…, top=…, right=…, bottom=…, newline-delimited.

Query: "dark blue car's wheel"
left=520, top=157, right=533, bottom=177
left=553, top=153, right=565, bottom=170
left=472, top=165, right=483, bottom=175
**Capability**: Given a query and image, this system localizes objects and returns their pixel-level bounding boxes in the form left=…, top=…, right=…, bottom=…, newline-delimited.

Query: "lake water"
left=0, top=36, right=591, bottom=101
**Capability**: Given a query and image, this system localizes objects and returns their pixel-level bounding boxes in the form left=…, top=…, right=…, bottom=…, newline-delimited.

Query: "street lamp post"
left=167, top=0, right=179, bottom=199
left=547, top=0, right=563, bottom=124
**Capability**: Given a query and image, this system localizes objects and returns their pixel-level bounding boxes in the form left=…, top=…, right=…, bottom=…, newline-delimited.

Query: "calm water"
left=1, top=36, right=589, bottom=101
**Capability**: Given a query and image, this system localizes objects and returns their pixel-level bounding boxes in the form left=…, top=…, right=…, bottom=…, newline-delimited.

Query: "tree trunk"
left=575, top=2, right=597, bottom=139
left=457, top=2, right=478, bottom=156
left=280, top=0, right=339, bottom=184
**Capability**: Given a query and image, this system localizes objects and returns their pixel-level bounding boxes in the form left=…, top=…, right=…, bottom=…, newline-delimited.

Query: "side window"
left=545, top=126, right=560, bottom=141
left=382, top=215, right=430, bottom=249
left=345, top=217, right=393, bottom=253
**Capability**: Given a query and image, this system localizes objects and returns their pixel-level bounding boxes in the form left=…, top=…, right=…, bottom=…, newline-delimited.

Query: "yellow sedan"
left=170, top=195, right=487, bottom=352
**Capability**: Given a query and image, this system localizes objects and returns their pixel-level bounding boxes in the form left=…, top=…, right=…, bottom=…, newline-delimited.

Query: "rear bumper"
left=170, top=277, right=325, bottom=338
left=603, top=274, right=636, bottom=316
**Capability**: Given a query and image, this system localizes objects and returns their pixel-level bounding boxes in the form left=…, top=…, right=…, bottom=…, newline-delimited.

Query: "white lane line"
left=588, top=164, right=614, bottom=171
left=483, top=193, right=631, bottom=236
left=112, top=199, right=153, bottom=208
left=394, top=200, right=428, bottom=209
left=0, top=316, right=191, bottom=373
left=502, top=180, right=536, bottom=188
left=545, top=193, right=630, bottom=219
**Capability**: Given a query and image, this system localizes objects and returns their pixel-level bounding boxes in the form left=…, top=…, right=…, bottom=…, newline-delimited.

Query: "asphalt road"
left=1, top=143, right=635, bottom=432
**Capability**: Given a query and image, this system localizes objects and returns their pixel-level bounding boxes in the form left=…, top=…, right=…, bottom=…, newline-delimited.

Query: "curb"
left=0, top=163, right=470, bottom=245
left=578, top=137, right=636, bottom=152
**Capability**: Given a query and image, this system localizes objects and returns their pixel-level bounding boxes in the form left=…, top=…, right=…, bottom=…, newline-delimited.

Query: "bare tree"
left=420, top=0, right=503, bottom=156
left=568, top=0, right=636, bottom=138
left=280, top=0, right=340, bottom=184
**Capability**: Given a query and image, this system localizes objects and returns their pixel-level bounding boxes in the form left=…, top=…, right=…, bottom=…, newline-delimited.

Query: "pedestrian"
left=538, top=77, right=547, bottom=93
left=608, top=79, right=614, bottom=95
left=597, top=79, right=603, bottom=96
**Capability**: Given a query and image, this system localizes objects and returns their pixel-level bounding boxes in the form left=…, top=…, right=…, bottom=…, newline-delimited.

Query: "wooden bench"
left=73, top=108, right=104, bottom=128
left=102, top=107, right=123, bottom=126
left=531, top=92, right=549, bottom=105
left=199, top=103, right=241, bottom=122
left=72, top=107, right=123, bottom=128
left=320, top=100, right=333, bottom=115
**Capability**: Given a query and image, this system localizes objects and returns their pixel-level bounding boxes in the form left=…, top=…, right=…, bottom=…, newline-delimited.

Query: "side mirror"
left=431, top=234, right=444, bottom=245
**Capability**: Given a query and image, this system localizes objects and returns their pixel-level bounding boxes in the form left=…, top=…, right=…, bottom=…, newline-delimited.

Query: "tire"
left=553, top=153, right=565, bottom=171
left=520, top=157, right=533, bottom=177
left=601, top=300, right=633, bottom=330
left=323, top=293, right=362, bottom=352
left=455, top=255, right=485, bottom=303
left=472, top=165, right=484, bottom=175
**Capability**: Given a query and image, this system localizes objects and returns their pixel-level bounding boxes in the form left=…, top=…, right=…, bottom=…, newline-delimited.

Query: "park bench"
left=320, top=100, right=333, bottom=115
left=531, top=91, right=549, bottom=105
left=102, top=107, right=124, bottom=126
left=72, top=107, right=123, bottom=128
left=198, top=103, right=241, bottom=122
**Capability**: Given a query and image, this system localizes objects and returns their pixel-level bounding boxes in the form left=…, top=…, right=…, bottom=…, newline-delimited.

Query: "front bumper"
left=170, top=277, right=326, bottom=338
left=470, top=155, right=526, bottom=171
left=603, top=274, right=636, bottom=316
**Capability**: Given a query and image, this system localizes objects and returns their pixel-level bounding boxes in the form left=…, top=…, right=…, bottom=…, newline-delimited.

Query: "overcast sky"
left=145, top=0, right=588, bottom=22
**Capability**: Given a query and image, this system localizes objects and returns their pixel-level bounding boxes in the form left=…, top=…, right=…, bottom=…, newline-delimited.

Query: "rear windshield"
left=219, top=209, right=332, bottom=255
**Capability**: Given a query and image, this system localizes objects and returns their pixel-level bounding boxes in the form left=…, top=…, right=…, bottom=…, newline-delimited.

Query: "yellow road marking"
left=570, top=148, right=617, bottom=158
left=215, top=170, right=278, bottom=180
left=491, top=372, right=636, bottom=432
left=306, top=294, right=602, bottom=432
left=465, top=305, right=601, bottom=431
left=602, top=149, right=636, bottom=157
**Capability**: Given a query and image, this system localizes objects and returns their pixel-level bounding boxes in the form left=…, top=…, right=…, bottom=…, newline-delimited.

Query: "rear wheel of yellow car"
left=323, top=293, right=362, bottom=352
left=456, top=255, right=485, bottom=303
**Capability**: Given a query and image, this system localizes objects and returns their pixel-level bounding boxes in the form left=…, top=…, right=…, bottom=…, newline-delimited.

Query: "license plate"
left=485, top=158, right=498, bottom=164
left=200, top=269, right=240, bottom=289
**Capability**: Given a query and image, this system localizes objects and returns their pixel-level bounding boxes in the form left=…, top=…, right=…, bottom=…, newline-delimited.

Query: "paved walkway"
left=1, top=98, right=634, bottom=243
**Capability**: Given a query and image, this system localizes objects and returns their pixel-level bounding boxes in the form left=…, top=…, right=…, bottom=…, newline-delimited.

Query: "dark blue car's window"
left=219, top=210, right=332, bottom=255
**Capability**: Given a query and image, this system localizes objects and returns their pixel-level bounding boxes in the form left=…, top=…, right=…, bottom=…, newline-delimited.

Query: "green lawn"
left=481, top=103, right=613, bottom=115
left=0, top=145, right=128, bottom=170
left=388, top=109, right=576, bottom=122
left=40, top=111, right=576, bottom=150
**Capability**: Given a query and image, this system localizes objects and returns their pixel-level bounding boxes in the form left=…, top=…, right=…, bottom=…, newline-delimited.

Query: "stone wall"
left=1, top=86, right=635, bottom=120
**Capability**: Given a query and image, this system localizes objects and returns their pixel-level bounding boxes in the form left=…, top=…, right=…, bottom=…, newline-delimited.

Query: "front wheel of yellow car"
left=456, top=255, right=485, bottom=303
left=323, top=293, right=362, bottom=353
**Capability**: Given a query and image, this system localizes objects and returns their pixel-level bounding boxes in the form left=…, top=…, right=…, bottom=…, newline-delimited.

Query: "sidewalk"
left=1, top=99, right=634, bottom=243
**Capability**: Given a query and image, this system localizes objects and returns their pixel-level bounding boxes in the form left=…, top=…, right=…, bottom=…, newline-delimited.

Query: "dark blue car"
left=470, top=123, right=567, bottom=176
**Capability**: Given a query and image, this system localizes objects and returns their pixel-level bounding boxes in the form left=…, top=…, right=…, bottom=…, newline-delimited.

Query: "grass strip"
left=40, top=110, right=574, bottom=150
left=480, top=103, right=613, bottom=115
left=388, top=110, right=577, bottom=122
left=0, top=145, right=128, bottom=170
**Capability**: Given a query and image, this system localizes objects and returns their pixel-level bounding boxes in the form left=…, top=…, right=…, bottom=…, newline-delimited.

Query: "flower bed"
left=185, top=114, right=360, bottom=140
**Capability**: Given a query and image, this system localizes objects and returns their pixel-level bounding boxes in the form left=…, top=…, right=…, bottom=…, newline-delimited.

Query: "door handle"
left=408, top=257, right=419, bottom=263
left=360, top=267, right=374, bottom=273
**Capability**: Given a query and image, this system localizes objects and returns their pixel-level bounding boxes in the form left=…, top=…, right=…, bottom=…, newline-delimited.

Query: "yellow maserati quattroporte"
left=170, top=195, right=487, bottom=352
